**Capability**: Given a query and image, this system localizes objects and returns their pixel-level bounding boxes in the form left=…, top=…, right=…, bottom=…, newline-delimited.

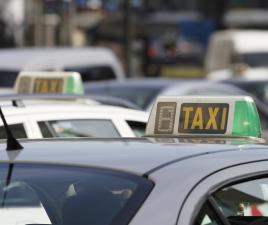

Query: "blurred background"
left=1, top=0, right=268, bottom=140
left=2, top=0, right=268, bottom=78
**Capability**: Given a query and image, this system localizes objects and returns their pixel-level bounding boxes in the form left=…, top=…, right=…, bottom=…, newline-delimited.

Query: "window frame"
left=37, top=119, right=121, bottom=138
left=0, top=162, right=154, bottom=225
left=207, top=174, right=268, bottom=225
left=29, top=111, right=137, bottom=137
left=177, top=160, right=268, bottom=225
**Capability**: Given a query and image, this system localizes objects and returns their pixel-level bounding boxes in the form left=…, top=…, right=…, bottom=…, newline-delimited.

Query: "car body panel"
left=179, top=159, right=268, bottom=225
left=0, top=138, right=264, bottom=176
left=0, top=138, right=268, bottom=225
left=0, top=103, right=148, bottom=138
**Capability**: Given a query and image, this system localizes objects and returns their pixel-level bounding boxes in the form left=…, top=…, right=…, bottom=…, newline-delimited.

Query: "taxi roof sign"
left=14, top=71, right=84, bottom=94
left=145, top=96, right=262, bottom=140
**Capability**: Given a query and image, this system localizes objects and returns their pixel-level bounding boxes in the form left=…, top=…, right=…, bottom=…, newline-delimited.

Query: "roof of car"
left=0, top=94, right=142, bottom=110
left=0, top=101, right=148, bottom=118
left=0, top=138, right=267, bottom=175
left=0, top=47, right=121, bottom=70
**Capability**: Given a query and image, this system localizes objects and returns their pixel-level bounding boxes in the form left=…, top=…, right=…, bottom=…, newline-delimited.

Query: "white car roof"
left=0, top=100, right=148, bottom=120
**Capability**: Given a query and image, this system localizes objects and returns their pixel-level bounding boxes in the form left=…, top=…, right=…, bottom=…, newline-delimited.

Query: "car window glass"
left=0, top=70, right=19, bottom=87
left=241, top=53, right=268, bottom=67
left=194, top=203, right=222, bottom=225
left=0, top=123, right=27, bottom=139
left=127, top=121, right=146, bottom=137
left=64, top=66, right=116, bottom=81
left=213, top=177, right=268, bottom=225
left=38, top=121, right=54, bottom=138
left=0, top=163, right=153, bottom=225
left=38, top=119, right=120, bottom=138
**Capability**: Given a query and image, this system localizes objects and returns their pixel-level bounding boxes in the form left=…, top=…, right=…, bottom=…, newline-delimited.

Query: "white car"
left=0, top=47, right=125, bottom=88
left=205, top=30, right=268, bottom=72
left=0, top=71, right=146, bottom=138
left=0, top=96, right=148, bottom=138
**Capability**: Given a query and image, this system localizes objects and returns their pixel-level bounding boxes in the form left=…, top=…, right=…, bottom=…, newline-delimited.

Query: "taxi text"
left=179, top=103, right=229, bottom=134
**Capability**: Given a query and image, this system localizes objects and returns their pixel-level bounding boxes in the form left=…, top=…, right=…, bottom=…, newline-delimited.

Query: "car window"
left=241, top=53, right=268, bottom=67
left=0, top=70, right=19, bottom=87
left=194, top=203, right=223, bottom=225
left=127, top=121, right=146, bottom=137
left=0, top=163, right=153, bottom=225
left=0, top=123, right=27, bottom=139
left=214, top=178, right=268, bottom=218
left=196, top=177, right=268, bottom=225
left=64, top=66, right=116, bottom=81
left=38, top=119, right=120, bottom=138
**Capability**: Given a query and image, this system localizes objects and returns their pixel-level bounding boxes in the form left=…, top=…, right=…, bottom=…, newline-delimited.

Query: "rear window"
left=38, top=119, right=120, bottom=138
left=0, top=163, right=153, bottom=225
left=64, top=66, right=116, bottom=81
left=0, top=123, right=27, bottom=139
left=0, top=70, right=19, bottom=87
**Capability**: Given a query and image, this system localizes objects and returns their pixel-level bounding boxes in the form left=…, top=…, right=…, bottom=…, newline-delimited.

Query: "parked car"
left=205, top=30, right=268, bottom=72
left=0, top=47, right=125, bottom=87
left=85, top=78, right=268, bottom=140
left=2, top=95, right=268, bottom=225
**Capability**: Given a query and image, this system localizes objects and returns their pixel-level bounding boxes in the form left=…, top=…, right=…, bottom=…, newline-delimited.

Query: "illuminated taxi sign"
left=14, top=71, right=84, bottom=94
left=146, top=96, right=262, bottom=139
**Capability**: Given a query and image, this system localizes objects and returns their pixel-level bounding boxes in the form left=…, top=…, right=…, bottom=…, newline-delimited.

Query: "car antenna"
left=0, top=107, right=23, bottom=150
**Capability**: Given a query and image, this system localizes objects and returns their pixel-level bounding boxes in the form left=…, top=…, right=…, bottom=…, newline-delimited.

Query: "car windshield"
left=0, top=163, right=153, bottom=225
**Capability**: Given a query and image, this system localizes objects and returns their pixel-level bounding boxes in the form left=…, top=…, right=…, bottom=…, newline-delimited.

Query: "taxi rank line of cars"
left=85, top=78, right=268, bottom=141
left=0, top=71, right=148, bottom=139
left=2, top=94, right=268, bottom=225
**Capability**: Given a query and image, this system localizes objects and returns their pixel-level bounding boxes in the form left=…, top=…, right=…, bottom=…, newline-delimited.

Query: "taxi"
left=0, top=71, right=148, bottom=138
left=2, top=95, right=268, bottom=225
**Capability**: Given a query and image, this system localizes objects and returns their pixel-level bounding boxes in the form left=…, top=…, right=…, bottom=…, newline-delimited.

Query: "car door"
left=178, top=160, right=268, bottom=225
